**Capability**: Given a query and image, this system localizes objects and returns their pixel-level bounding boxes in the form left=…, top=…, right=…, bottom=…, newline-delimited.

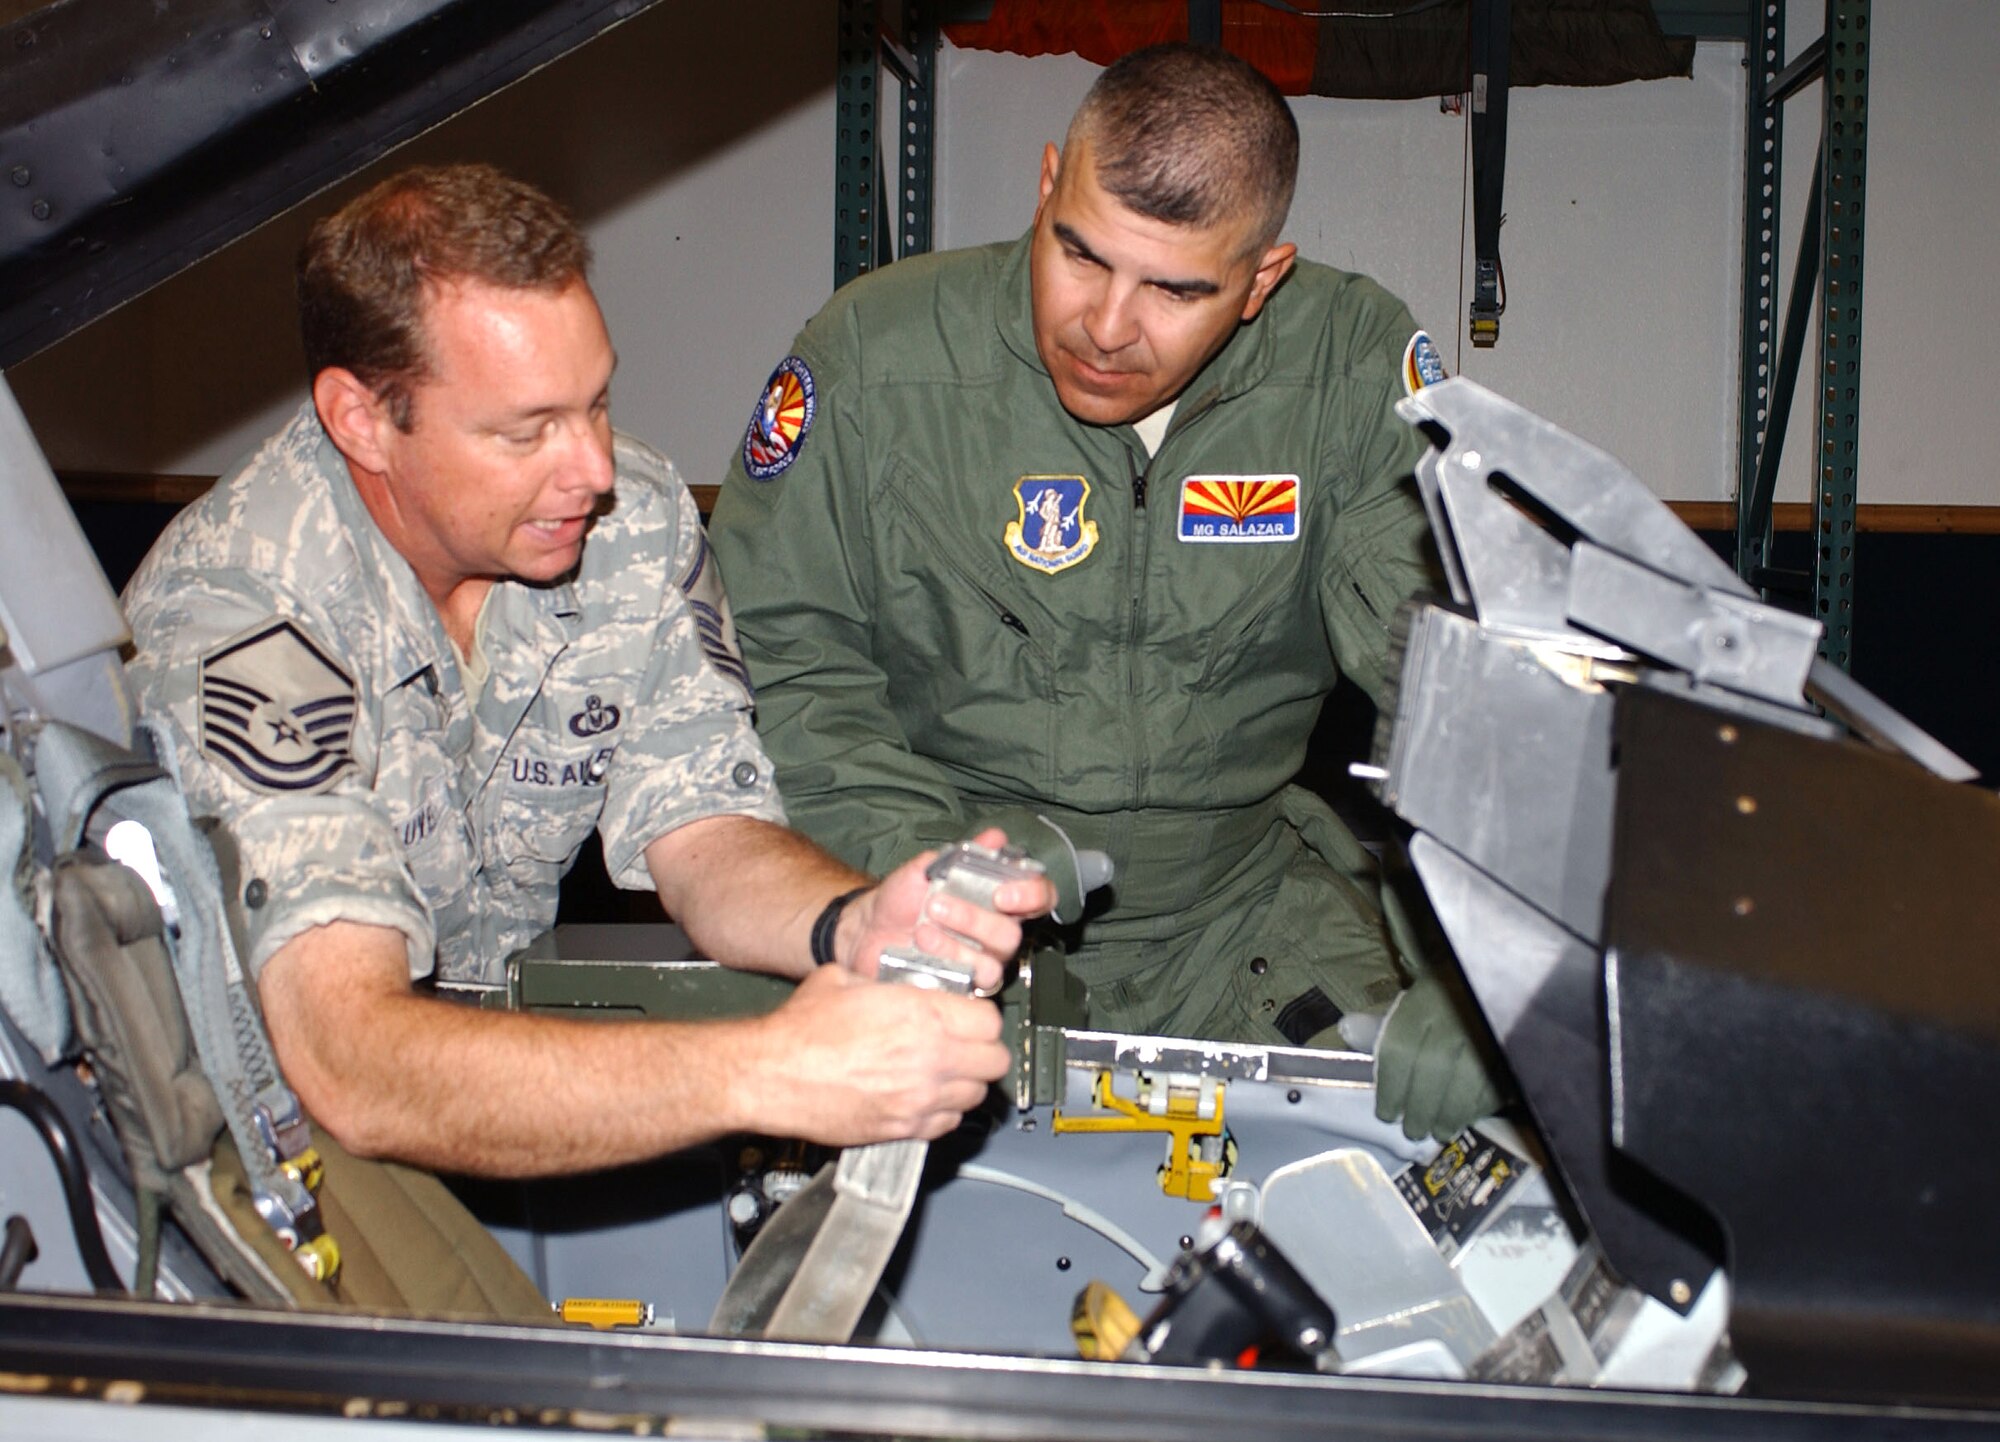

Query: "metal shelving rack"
left=1813, top=2, right=1871, bottom=671
left=838, top=1, right=1871, bottom=668
left=1735, top=0, right=1872, bottom=671
left=835, top=0, right=937, bottom=290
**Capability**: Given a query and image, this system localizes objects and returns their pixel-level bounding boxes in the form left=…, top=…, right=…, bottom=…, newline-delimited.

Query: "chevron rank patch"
left=1177, top=475, right=1299, bottom=543
left=677, top=532, right=753, bottom=695
left=198, top=619, right=357, bottom=794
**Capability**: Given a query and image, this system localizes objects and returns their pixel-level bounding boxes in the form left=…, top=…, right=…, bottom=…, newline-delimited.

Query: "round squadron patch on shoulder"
left=1402, top=329, right=1448, bottom=397
left=198, top=618, right=357, bottom=794
left=742, top=356, right=816, bottom=480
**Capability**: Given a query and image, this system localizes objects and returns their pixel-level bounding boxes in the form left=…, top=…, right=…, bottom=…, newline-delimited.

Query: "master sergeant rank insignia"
left=198, top=619, right=358, bottom=794
left=1004, top=475, right=1098, bottom=574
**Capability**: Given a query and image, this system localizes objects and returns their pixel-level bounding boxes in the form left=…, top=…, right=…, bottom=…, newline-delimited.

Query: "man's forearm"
left=260, top=922, right=767, bottom=1176
left=643, top=814, right=1046, bottom=995
left=645, top=814, right=870, bottom=980
left=333, top=1001, right=770, bottom=1175
left=258, top=918, right=1015, bottom=1176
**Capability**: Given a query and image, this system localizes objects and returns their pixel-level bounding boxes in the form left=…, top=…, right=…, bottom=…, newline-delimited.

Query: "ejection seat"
left=0, top=373, right=547, bottom=1321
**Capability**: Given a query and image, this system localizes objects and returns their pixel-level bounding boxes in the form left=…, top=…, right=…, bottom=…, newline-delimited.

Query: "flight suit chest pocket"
left=876, top=472, right=1058, bottom=782
left=1190, top=561, right=1319, bottom=695
left=879, top=466, right=1050, bottom=654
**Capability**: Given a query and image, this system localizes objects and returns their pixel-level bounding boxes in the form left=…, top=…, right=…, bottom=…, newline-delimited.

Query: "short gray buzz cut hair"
left=1065, top=43, right=1299, bottom=252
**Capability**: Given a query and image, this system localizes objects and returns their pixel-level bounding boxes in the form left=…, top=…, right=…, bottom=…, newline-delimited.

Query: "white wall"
left=8, top=1, right=1997, bottom=506
left=941, top=2, right=2000, bottom=506
left=1768, top=0, right=2000, bottom=507
left=939, top=38, right=1746, bottom=501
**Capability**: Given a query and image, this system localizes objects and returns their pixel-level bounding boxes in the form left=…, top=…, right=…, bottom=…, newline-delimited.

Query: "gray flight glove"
left=971, top=810, right=1113, bottom=924
left=1367, top=967, right=1506, bottom=1142
left=1359, top=845, right=1511, bottom=1142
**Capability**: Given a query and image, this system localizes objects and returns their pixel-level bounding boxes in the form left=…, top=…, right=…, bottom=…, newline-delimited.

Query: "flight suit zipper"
left=1120, top=391, right=1222, bottom=801
left=966, top=570, right=1030, bottom=640
left=1124, top=447, right=1152, bottom=798
left=986, top=592, right=1031, bottom=637
left=887, top=483, right=1036, bottom=641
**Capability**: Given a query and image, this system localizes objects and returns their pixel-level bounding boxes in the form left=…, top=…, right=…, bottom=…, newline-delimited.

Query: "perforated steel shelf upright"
left=835, top=0, right=937, bottom=290
left=1735, top=1, right=1786, bottom=596
left=1735, top=0, right=1871, bottom=673
left=1814, top=1, right=1869, bottom=671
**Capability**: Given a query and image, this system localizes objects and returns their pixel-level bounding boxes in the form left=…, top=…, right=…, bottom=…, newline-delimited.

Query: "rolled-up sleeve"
left=593, top=445, right=788, bottom=891
left=123, top=571, right=436, bottom=981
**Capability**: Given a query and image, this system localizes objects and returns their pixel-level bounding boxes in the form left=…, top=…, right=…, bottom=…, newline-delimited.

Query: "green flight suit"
left=709, top=233, right=1435, bottom=1046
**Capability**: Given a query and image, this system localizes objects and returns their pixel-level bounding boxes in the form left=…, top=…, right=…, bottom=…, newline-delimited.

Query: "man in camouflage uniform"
left=121, top=165, right=1052, bottom=1189
left=709, top=45, right=1503, bottom=1141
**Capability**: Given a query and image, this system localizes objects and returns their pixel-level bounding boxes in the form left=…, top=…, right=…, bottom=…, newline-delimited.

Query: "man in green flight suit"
left=709, top=43, right=1502, bottom=1141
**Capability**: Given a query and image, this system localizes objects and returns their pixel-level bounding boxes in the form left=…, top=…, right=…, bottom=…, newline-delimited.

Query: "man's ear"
left=1037, top=142, right=1061, bottom=207
left=1238, top=242, right=1299, bottom=323
left=311, top=368, right=396, bottom=476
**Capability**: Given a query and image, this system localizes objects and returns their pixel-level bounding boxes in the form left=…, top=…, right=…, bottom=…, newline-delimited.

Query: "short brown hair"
left=1066, top=44, right=1299, bottom=252
left=298, top=163, right=591, bottom=428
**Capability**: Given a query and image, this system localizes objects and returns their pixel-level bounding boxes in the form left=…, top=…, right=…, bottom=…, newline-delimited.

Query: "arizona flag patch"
left=1177, top=475, right=1299, bottom=544
left=742, top=356, right=816, bottom=480
left=1403, top=329, right=1448, bottom=396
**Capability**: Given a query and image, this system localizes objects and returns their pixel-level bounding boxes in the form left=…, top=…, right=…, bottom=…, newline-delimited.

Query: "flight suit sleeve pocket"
left=1325, top=544, right=1425, bottom=708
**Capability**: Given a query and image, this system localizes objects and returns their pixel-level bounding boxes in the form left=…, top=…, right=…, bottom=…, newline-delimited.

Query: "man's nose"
left=1081, top=280, right=1140, bottom=356
left=565, top=417, right=616, bottom=496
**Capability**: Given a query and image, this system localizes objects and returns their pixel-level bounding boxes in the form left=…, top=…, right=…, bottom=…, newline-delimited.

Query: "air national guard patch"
left=198, top=619, right=357, bottom=794
left=742, top=356, right=816, bottom=480
left=1177, top=475, right=1299, bottom=544
left=1403, top=329, right=1448, bottom=396
left=1004, top=475, right=1099, bottom=574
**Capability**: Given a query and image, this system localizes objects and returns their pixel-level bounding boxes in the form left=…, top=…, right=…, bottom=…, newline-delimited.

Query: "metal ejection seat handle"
left=709, top=840, right=1050, bottom=1343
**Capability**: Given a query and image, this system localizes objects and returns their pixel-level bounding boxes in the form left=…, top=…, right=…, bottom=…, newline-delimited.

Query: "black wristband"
left=809, top=886, right=871, bottom=968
